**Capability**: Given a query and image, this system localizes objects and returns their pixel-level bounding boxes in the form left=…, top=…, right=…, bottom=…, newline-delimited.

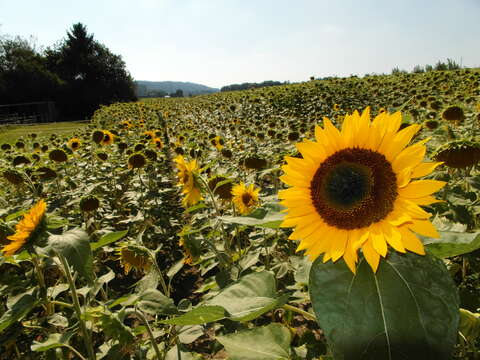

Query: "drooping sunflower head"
left=68, top=138, right=81, bottom=151
left=36, top=166, right=57, bottom=181
left=174, top=155, right=203, bottom=207
left=208, top=175, right=233, bottom=201
left=49, top=149, right=68, bottom=163
left=441, top=105, right=465, bottom=124
left=96, top=151, right=108, bottom=162
left=1, top=199, right=47, bottom=256
left=80, top=195, right=100, bottom=212
left=117, top=245, right=151, bottom=275
left=3, top=169, right=24, bottom=186
left=433, top=139, right=480, bottom=169
left=232, top=182, right=260, bottom=215
left=128, top=153, right=147, bottom=169
left=279, top=108, right=445, bottom=273
left=92, top=130, right=105, bottom=144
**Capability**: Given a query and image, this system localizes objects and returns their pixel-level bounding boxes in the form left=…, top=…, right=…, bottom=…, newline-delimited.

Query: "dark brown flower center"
left=242, top=192, right=253, bottom=206
left=310, top=148, right=397, bottom=230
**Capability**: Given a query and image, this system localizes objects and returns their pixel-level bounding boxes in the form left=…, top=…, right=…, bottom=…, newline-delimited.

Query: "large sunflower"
left=2, top=199, right=47, bottom=256
left=174, top=155, right=203, bottom=207
left=279, top=108, right=445, bottom=273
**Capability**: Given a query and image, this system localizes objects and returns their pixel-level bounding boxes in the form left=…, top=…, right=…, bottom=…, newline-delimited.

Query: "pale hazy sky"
left=1, top=0, right=479, bottom=88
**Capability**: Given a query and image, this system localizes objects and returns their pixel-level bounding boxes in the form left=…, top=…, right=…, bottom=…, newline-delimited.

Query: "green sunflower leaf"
left=309, top=252, right=459, bottom=360
left=90, top=229, right=128, bottom=250
left=0, top=291, right=39, bottom=333
left=424, top=231, right=480, bottom=258
left=217, top=323, right=291, bottom=360
left=31, top=332, right=74, bottom=352
left=160, top=306, right=226, bottom=325
left=207, top=270, right=287, bottom=322
left=47, top=228, right=94, bottom=283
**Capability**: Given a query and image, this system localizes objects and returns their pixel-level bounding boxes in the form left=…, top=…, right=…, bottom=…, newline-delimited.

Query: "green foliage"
left=309, top=252, right=459, bottom=360
left=0, top=35, right=62, bottom=104
left=47, top=228, right=93, bottom=283
left=45, top=23, right=137, bottom=119
left=1, top=67, right=479, bottom=358
left=217, top=323, right=291, bottom=360
left=0, top=291, right=39, bottom=333
left=425, top=231, right=480, bottom=258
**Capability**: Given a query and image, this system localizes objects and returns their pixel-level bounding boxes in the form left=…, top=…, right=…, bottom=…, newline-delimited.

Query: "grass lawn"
left=0, top=121, right=89, bottom=144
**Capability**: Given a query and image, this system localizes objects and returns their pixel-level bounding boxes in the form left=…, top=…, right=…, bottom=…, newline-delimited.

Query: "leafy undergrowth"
left=0, top=69, right=480, bottom=359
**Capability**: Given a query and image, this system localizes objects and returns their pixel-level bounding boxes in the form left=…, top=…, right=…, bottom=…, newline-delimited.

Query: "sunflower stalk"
left=282, top=304, right=317, bottom=321
left=31, top=254, right=53, bottom=316
left=127, top=308, right=164, bottom=360
left=197, top=175, right=231, bottom=253
left=56, top=252, right=96, bottom=360
left=148, top=249, right=170, bottom=297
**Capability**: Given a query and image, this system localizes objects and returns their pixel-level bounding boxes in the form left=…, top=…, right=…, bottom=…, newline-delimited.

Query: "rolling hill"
left=135, top=80, right=219, bottom=97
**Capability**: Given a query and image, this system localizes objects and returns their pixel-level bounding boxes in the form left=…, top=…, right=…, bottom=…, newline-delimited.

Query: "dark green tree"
left=46, top=23, right=137, bottom=119
left=0, top=35, right=62, bottom=104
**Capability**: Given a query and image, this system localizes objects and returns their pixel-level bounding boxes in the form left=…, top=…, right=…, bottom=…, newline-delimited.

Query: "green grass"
left=0, top=121, right=89, bottom=144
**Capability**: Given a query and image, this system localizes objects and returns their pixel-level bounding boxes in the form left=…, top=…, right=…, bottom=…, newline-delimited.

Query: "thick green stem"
left=51, top=300, right=74, bottom=308
left=64, top=344, right=88, bottom=360
left=129, top=309, right=163, bottom=360
left=282, top=304, right=317, bottom=321
left=57, top=253, right=96, bottom=360
left=31, top=255, right=52, bottom=315
left=149, top=250, right=170, bottom=297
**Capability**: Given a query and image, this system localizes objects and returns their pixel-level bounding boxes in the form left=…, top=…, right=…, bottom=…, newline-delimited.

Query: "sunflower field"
left=1, top=68, right=480, bottom=359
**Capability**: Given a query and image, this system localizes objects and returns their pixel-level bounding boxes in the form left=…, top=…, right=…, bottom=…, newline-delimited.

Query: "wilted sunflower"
left=2, top=199, right=47, bottom=256
left=117, top=245, right=151, bottom=275
left=232, top=182, right=260, bottom=215
left=3, top=169, right=23, bottom=185
left=279, top=108, right=445, bottom=273
left=101, top=130, right=115, bottom=146
left=67, top=137, right=81, bottom=151
left=174, top=155, right=203, bottom=207
left=49, top=149, right=68, bottom=163
left=128, top=153, right=147, bottom=169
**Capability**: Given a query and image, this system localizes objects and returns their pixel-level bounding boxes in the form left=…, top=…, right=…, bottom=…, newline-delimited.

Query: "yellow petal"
left=411, top=195, right=444, bottom=206
left=392, top=143, right=426, bottom=174
left=342, top=243, right=358, bottom=274
left=362, top=239, right=381, bottom=272
left=397, top=198, right=431, bottom=220
left=411, top=162, right=443, bottom=178
left=383, top=124, right=422, bottom=161
left=408, top=219, right=440, bottom=238
left=398, top=226, right=426, bottom=255
left=381, top=223, right=406, bottom=253
left=370, top=225, right=387, bottom=257
left=399, top=180, right=446, bottom=199
left=330, top=230, right=348, bottom=262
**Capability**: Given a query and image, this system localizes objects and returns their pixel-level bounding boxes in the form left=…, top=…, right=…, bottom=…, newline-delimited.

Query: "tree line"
left=0, top=23, right=137, bottom=120
left=391, top=58, right=462, bottom=75
left=220, top=80, right=286, bottom=92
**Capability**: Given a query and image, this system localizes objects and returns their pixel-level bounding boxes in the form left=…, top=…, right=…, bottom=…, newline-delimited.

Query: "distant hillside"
left=135, top=81, right=219, bottom=97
